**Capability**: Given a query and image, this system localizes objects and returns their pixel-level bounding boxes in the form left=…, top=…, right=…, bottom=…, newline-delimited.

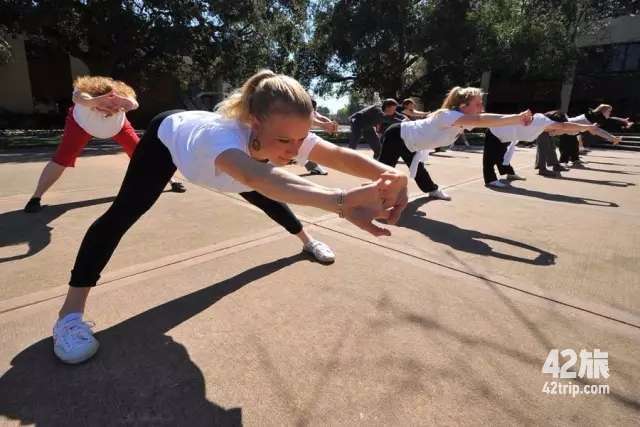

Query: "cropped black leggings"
left=69, top=110, right=302, bottom=287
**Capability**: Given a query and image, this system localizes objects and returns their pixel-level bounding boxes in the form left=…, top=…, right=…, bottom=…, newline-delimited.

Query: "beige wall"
left=0, top=36, right=34, bottom=114
left=69, top=55, right=90, bottom=81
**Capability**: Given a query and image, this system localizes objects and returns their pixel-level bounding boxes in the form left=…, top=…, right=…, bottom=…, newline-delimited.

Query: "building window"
left=624, top=43, right=640, bottom=72
left=578, top=42, right=640, bottom=74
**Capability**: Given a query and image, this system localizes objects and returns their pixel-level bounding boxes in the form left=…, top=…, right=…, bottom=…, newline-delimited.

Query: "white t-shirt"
left=400, top=109, right=470, bottom=152
left=158, top=111, right=321, bottom=193
left=72, top=104, right=126, bottom=139
left=489, top=113, right=554, bottom=143
left=568, top=114, right=590, bottom=125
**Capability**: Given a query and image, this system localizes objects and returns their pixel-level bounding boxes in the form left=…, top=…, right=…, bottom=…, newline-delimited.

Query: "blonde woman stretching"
left=51, top=70, right=408, bottom=364
left=378, top=86, right=532, bottom=200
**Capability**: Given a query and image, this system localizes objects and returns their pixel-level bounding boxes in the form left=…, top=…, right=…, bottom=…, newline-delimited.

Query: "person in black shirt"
left=348, top=99, right=399, bottom=157
left=563, top=104, right=633, bottom=165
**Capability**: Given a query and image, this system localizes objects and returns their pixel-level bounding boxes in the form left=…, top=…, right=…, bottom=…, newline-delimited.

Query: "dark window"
left=624, top=43, right=640, bottom=71
left=605, top=45, right=627, bottom=72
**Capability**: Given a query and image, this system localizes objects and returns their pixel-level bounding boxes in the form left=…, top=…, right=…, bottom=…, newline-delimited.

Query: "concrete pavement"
left=0, top=144, right=638, bottom=425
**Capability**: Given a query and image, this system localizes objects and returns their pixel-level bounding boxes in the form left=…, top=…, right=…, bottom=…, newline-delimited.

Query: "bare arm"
left=216, top=149, right=407, bottom=234
left=216, top=149, right=340, bottom=212
left=313, top=111, right=333, bottom=123
left=308, top=139, right=399, bottom=179
left=609, top=116, right=634, bottom=128
left=404, top=110, right=429, bottom=119
left=72, top=90, right=100, bottom=107
left=72, top=90, right=138, bottom=113
left=453, top=110, right=532, bottom=129
left=308, top=139, right=409, bottom=222
left=312, top=115, right=338, bottom=133
left=546, top=122, right=620, bottom=144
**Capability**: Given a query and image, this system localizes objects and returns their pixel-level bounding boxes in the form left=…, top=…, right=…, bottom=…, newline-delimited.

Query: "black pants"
left=558, top=135, right=579, bottom=163
left=535, top=132, right=560, bottom=170
left=69, top=110, right=303, bottom=287
left=349, top=118, right=381, bottom=158
left=378, top=123, right=438, bottom=193
left=483, top=130, right=515, bottom=184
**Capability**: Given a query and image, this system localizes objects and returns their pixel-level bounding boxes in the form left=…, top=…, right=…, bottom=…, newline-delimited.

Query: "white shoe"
left=506, top=174, right=526, bottom=181
left=487, top=180, right=508, bottom=188
left=428, top=189, right=452, bottom=201
left=53, top=313, right=99, bottom=364
left=303, top=240, right=335, bottom=263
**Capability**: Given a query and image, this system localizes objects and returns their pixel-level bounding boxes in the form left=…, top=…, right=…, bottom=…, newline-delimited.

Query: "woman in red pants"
left=24, top=76, right=185, bottom=213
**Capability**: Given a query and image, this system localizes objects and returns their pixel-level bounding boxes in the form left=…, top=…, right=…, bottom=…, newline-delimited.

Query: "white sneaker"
left=303, top=240, right=335, bottom=263
left=53, top=313, right=99, bottom=364
left=506, top=174, right=526, bottom=181
left=428, top=189, right=452, bottom=201
left=487, top=180, right=508, bottom=188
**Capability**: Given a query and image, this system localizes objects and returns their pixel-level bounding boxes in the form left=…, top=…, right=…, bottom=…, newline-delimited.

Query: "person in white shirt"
left=50, top=69, right=409, bottom=364
left=24, top=76, right=186, bottom=213
left=378, top=86, right=533, bottom=200
left=485, top=112, right=620, bottom=188
left=303, top=98, right=338, bottom=175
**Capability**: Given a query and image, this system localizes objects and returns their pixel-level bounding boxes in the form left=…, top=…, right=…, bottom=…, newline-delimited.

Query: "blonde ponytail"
left=216, top=69, right=313, bottom=123
left=441, top=86, right=483, bottom=110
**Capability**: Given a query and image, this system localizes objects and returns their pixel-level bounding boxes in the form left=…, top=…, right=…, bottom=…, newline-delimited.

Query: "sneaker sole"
left=54, top=341, right=99, bottom=364
left=302, top=249, right=335, bottom=264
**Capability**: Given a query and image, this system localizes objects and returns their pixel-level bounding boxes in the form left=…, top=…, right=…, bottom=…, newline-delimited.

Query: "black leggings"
left=69, top=110, right=302, bottom=287
left=482, top=130, right=515, bottom=184
left=377, top=123, right=438, bottom=193
left=558, top=134, right=579, bottom=163
left=535, top=132, right=560, bottom=169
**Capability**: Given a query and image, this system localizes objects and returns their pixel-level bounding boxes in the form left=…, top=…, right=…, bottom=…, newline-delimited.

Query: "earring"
left=251, top=138, right=261, bottom=151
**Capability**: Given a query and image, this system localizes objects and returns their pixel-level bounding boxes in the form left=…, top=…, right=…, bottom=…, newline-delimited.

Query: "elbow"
left=241, top=170, right=261, bottom=190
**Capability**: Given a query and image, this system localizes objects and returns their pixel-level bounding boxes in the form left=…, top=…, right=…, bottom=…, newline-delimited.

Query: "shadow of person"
left=487, top=185, right=620, bottom=207
left=578, top=166, right=639, bottom=175
left=0, top=254, right=307, bottom=426
left=558, top=176, right=636, bottom=187
left=398, top=197, right=556, bottom=265
left=585, top=160, right=640, bottom=168
left=0, top=141, right=126, bottom=165
left=0, top=196, right=119, bottom=264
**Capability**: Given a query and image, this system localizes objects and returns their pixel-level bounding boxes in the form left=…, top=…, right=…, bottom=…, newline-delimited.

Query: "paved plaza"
left=0, top=143, right=639, bottom=425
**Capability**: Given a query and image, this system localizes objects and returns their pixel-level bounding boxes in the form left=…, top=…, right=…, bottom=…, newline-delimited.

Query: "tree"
left=305, top=0, right=639, bottom=108
left=0, top=1, right=310, bottom=91
left=316, top=105, right=331, bottom=115
left=0, top=26, right=11, bottom=65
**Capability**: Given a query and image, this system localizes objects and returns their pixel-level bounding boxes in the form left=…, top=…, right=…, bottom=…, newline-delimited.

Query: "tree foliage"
left=0, top=0, right=309, bottom=91
left=306, top=0, right=639, bottom=107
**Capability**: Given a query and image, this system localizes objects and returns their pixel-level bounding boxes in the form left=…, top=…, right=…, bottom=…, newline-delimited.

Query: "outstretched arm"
left=609, top=116, right=634, bottom=128
left=308, top=139, right=409, bottom=223
left=453, top=110, right=532, bottom=129
left=546, top=122, right=620, bottom=144
left=312, top=112, right=338, bottom=133
left=404, top=109, right=430, bottom=119
left=216, top=149, right=407, bottom=234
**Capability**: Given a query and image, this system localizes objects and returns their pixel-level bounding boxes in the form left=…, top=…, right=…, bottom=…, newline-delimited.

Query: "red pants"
left=53, top=107, right=139, bottom=167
